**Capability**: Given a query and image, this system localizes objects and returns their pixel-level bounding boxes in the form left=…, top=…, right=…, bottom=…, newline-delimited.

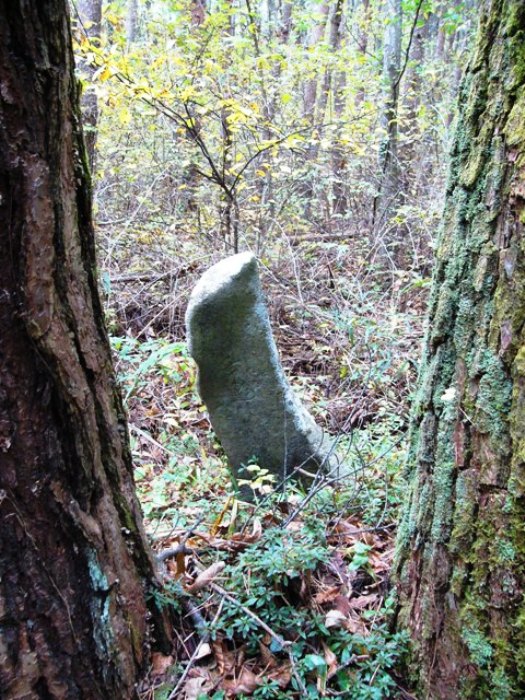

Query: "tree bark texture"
left=0, top=2, right=170, bottom=697
left=395, top=2, right=525, bottom=698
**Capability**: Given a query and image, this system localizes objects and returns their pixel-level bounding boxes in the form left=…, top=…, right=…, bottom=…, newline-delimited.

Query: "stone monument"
left=185, top=252, right=339, bottom=490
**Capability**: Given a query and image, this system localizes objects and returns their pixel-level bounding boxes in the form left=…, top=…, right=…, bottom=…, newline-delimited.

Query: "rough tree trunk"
left=395, top=2, right=525, bottom=698
left=0, top=3, right=171, bottom=698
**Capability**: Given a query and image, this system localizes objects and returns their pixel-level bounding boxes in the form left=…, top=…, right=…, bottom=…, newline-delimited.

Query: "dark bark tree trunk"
left=278, top=0, right=293, bottom=43
left=190, top=0, right=206, bottom=25
left=395, top=2, right=525, bottom=698
left=0, top=2, right=171, bottom=697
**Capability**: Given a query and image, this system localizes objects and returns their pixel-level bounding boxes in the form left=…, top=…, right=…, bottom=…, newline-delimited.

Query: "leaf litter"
left=111, top=243, right=420, bottom=698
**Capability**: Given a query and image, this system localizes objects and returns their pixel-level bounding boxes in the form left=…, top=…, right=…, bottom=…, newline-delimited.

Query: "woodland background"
left=74, top=0, right=476, bottom=697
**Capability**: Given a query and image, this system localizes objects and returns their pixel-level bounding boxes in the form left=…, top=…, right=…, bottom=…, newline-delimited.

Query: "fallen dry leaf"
left=328, top=550, right=352, bottom=586
left=212, top=639, right=236, bottom=676
left=176, top=550, right=186, bottom=578
left=369, top=552, right=390, bottom=573
left=344, top=612, right=369, bottom=635
left=348, top=593, right=379, bottom=610
left=266, top=662, right=292, bottom=689
left=361, top=531, right=377, bottom=547
left=314, top=585, right=340, bottom=605
left=231, top=518, right=263, bottom=546
left=330, top=519, right=362, bottom=540
left=183, top=674, right=214, bottom=700
left=210, top=496, right=235, bottom=537
left=325, top=609, right=347, bottom=628
left=222, top=666, right=259, bottom=695
left=333, top=594, right=351, bottom=616
left=151, top=652, right=173, bottom=678
left=258, top=641, right=278, bottom=669
left=194, top=642, right=212, bottom=660
left=187, top=561, right=225, bottom=593
left=322, top=642, right=338, bottom=679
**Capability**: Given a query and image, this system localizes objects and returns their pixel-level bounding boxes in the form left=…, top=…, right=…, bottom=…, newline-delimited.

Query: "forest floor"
left=101, top=227, right=427, bottom=699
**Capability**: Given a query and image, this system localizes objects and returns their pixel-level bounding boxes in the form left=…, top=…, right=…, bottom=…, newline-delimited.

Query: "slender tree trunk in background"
left=0, top=2, right=172, bottom=697
left=126, top=0, right=139, bottom=47
left=244, top=0, right=278, bottom=248
left=398, top=8, right=427, bottom=269
left=373, top=0, right=402, bottom=245
left=220, top=3, right=238, bottom=251
left=427, top=4, right=460, bottom=130
left=402, top=15, right=425, bottom=179
left=190, top=0, right=206, bottom=25
left=311, top=0, right=344, bottom=161
left=313, top=0, right=346, bottom=218
left=354, top=0, right=370, bottom=107
left=443, top=0, right=470, bottom=129
left=77, top=0, right=102, bottom=172
left=304, top=0, right=346, bottom=220
left=180, top=0, right=207, bottom=219
left=395, top=2, right=525, bottom=697
left=436, top=12, right=445, bottom=59
left=303, top=0, right=329, bottom=123
left=279, top=0, right=293, bottom=43
left=300, top=0, right=329, bottom=220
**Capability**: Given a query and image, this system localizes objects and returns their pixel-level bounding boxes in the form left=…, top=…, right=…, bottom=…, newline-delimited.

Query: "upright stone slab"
left=185, top=253, right=338, bottom=488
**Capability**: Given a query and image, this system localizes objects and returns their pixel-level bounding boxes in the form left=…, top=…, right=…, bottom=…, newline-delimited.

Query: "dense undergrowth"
left=102, top=229, right=425, bottom=699
left=114, top=333, right=413, bottom=698
left=83, top=2, right=475, bottom=695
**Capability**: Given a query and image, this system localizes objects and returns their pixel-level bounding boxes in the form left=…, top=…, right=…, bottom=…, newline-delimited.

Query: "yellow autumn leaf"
left=97, top=65, right=112, bottom=82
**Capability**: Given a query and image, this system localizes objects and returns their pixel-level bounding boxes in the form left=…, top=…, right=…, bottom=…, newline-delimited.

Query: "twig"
left=183, top=598, right=210, bottom=636
left=129, top=424, right=178, bottom=458
left=167, top=598, right=224, bottom=699
left=210, top=583, right=290, bottom=650
left=393, top=0, right=425, bottom=93
left=289, top=232, right=357, bottom=244
left=286, top=647, right=308, bottom=696
left=156, top=544, right=193, bottom=562
left=110, top=264, right=196, bottom=285
left=155, top=514, right=206, bottom=563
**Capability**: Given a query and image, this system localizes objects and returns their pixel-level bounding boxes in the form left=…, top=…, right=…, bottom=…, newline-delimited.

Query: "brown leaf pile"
left=144, top=508, right=397, bottom=699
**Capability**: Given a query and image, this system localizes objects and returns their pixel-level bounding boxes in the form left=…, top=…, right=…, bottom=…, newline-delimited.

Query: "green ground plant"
left=110, top=332, right=412, bottom=697
left=77, top=3, right=478, bottom=695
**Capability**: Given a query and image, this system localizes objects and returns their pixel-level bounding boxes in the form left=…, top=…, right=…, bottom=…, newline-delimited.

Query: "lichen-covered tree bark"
left=0, top=2, right=171, bottom=697
left=395, top=2, right=525, bottom=698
